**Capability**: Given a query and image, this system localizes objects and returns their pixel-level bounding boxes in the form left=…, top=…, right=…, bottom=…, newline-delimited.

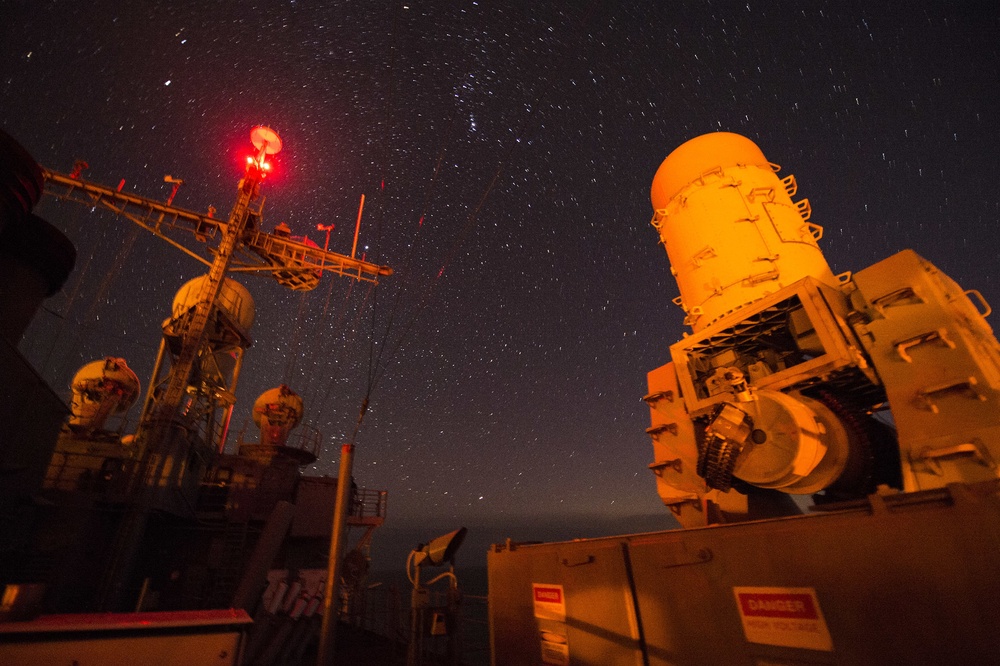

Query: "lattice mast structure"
left=42, top=127, right=391, bottom=609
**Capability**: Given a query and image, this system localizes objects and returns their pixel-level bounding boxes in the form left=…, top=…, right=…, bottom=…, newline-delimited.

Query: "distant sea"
left=369, top=565, right=487, bottom=598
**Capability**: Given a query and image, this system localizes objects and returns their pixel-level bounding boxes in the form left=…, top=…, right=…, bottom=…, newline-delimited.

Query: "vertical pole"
left=166, top=180, right=183, bottom=206
left=218, top=349, right=245, bottom=453
left=137, top=338, right=167, bottom=428
left=351, top=194, right=365, bottom=260
left=134, top=577, right=150, bottom=612
left=407, top=566, right=424, bottom=666
left=317, top=443, right=355, bottom=665
left=317, top=224, right=334, bottom=273
left=446, top=566, right=460, bottom=666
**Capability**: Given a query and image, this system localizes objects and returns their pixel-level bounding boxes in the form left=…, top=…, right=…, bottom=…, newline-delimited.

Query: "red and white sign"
left=532, top=583, right=566, bottom=622
left=733, top=586, right=832, bottom=651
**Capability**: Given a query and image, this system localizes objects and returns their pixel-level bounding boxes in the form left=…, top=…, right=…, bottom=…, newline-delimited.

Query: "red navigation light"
left=232, top=127, right=283, bottom=180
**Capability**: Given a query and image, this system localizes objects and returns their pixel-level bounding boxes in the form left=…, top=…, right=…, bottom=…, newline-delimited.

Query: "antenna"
left=250, top=125, right=283, bottom=155
left=40, top=126, right=392, bottom=609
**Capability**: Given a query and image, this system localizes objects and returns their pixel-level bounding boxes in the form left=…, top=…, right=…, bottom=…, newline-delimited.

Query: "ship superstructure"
left=0, top=127, right=390, bottom=631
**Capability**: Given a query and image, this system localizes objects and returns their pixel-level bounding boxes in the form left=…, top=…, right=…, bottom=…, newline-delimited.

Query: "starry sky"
left=3, top=1, right=999, bottom=570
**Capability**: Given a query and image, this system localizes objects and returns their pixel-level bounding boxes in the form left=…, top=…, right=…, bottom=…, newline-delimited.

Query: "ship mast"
left=42, top=126, right=391, bottom=609
left=145, top=127, right=276, bottom=446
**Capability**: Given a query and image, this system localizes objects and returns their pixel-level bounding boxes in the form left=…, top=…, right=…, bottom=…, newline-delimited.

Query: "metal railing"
left=232, top=422, right=323, bottom=461
left=345, top=579, right=490, bottom=666
left=351, top=488, right=388, bottom=521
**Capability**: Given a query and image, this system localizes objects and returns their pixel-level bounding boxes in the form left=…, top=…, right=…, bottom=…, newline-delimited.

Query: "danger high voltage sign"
left=733, top=586, right=833, bottom=652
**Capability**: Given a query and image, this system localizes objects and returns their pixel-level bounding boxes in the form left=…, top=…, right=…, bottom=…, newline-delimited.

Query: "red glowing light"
left=230, top=128, right=285, bottom=184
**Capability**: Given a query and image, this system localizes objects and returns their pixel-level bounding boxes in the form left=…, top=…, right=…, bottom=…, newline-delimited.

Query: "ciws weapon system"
left=645, top=132, right=1000, bottom=524
left=488, top=133, right=1000, bottom=665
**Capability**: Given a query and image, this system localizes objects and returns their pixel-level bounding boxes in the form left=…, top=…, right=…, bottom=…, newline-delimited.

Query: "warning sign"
left=733, top=586, right=832, bottom=652
left=532, top=583, right=566, bottom=622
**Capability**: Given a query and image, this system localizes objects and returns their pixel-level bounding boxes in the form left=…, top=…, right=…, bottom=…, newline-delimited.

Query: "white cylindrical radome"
left=650, top=132, right=838, bottom=331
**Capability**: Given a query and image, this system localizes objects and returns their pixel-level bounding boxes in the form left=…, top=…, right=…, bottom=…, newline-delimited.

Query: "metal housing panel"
left=489, top=482, right=1000, bottom=665
left=489, top=538, right=645, bottom=666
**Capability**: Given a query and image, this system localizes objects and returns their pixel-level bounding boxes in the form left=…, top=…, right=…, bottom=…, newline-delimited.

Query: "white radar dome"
left=172, top=275, right=255, bottom=332
left=252, top=385, right=304, bottom=447
left=68, top=357, right=141, bottom=432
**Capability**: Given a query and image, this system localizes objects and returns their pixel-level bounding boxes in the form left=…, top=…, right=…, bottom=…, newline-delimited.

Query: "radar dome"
left=172, top=275, right=255, bottom=332
left=252, top=385, right=304, bottom=447
left=68, top=357, right=140, bottom=432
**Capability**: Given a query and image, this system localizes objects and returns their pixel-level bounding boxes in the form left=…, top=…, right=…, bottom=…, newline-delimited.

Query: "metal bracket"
left=747, top=186, right=775, bottom=203
left=781, top=174, right=798, bottom=197
left=646, top=423, right=679, bottom=437
left=648, top=459, right=683, bottom=477
left=914, top=440, right=996, bottom=476
left=965, top=289, right=992, bottom=318
left=915, top=376, right=986, bottom=413
left=795, top=198, right=812, bottom=221
left=692, top=245, right=717, bottom=267
left=643, top=390, right=675, bottom=404
left=894, top=328, right=955, bottom=363
left=872, top=286, right=924, bottom=315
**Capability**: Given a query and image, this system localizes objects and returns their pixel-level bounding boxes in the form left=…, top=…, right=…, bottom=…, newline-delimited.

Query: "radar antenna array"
left=40, top=126, right=392, bottom=609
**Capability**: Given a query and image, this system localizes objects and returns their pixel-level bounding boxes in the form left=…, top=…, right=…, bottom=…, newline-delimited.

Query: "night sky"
left=3, top=1, right=999, bottom=570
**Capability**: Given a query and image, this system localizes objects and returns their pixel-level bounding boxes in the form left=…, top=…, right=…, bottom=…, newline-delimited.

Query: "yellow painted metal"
left=650, top=132, right=837, bottom=331
left=646, top=133, right=1000, bottom=519
left=668, top=277, right=868, bottom=418
left=645, top=362, right=748, bottom=527
left=850, top=250, right=1000, bottom=490
left=489, top=481, right=1000, bottom=666
left=489, top=537, right=646, bottom=666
